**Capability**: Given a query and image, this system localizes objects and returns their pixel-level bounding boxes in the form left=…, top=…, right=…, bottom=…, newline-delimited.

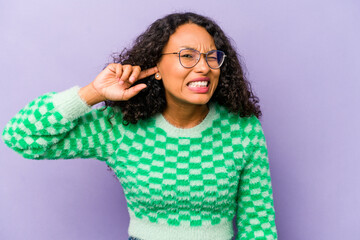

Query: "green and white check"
left=2, top=86, right=277, bottom=240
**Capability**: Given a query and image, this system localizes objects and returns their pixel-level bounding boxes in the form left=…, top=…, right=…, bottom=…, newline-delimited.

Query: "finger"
left=129, top=66, right=141, bottom=83
left=122, top=84, right=147, bottom=100
left=138, top=66, right=158, bottom=80
left=119, top=65, right=133, bottom=83
left=115, top=64, right=123, bottom=80
left=107, top=63, right=117, bottom=74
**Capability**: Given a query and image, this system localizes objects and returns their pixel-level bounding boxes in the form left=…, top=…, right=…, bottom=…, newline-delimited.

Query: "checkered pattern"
left=2, top=86, right=277, bottom=240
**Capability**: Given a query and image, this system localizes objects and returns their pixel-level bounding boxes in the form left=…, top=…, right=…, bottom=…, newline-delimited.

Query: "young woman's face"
left=157, top=23, right=220, bottom=108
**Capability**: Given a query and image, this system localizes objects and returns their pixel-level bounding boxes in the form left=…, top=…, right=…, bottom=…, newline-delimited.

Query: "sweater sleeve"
left=236, top=116, right=278, bottom=239
left=1, top=86, right=122, bottom=161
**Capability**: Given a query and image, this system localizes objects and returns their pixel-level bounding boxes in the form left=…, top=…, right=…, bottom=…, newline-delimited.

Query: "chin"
left=186, top=96, right=213, bottom=106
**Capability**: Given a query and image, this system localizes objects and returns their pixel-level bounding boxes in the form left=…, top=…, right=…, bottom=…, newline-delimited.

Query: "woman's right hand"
left=82, top=63, right=158, bottom=104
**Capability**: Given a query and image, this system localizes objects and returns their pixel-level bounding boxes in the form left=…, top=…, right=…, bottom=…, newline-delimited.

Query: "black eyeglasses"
left=162, top=48, right=226, bottom=69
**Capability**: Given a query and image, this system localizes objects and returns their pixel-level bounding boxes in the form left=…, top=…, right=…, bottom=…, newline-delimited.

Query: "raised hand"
left=79, top=64, right=158, bottom=106
left=93, top=63, right=158, bottom=101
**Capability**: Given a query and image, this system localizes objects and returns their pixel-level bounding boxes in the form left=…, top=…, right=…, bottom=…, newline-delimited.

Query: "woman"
left=2, top=12, right=277, bottom=240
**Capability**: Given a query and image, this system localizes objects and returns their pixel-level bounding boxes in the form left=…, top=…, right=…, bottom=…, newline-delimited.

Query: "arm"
left=236, top=116, right=278, bottom=239
left=1, top=86, right=122, bottom=161
left=2, top=64, right=158, bottom=160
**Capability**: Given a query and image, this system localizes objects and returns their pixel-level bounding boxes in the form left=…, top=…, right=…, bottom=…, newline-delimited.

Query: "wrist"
left=78, top=83, right=106, bottom=106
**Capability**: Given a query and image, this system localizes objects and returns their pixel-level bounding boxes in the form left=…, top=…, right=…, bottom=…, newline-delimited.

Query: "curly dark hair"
left=103, top=12, right=262, bottom=125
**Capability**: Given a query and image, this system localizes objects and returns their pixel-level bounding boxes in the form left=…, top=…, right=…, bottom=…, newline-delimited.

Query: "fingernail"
left=119, top=80, right=124, bottom=85
left=130, top=76, right=135, bottom=82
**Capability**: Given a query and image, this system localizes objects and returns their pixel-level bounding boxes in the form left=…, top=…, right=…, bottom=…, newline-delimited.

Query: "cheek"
left=160, top=63, right=189, bottom=85
left=212, top=72, right=221, bottom=88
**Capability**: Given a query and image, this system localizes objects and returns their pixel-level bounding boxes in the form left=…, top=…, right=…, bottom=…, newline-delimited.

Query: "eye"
left=180, top=49, right=198, bottom=59
left=180, top=53, right=195, bottom=59
left=207, top=56, right=218, bottom=61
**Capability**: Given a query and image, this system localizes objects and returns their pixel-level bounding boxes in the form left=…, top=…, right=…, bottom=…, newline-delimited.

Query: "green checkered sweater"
left=2, top=86, right=277, bottom=240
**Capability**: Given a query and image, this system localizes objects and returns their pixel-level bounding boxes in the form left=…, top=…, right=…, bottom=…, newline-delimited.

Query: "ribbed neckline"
left=154, top=103, right=217, bottom=138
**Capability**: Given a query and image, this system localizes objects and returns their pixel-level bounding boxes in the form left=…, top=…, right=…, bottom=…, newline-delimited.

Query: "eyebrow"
left=179, top=45, right=195, bottom=49
left=179, top=46, right=217, bottom=52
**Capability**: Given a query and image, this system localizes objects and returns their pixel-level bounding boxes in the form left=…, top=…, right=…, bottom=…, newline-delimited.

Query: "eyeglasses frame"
left=162, top=48, right=226, bottom=69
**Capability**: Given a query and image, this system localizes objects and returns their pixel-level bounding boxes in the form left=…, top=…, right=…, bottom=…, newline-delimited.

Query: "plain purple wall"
left=1, top=0, right=359, bottom=239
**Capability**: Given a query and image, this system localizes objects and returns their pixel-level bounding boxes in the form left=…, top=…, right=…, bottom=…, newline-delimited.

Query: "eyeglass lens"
left=179, top=49, right=225, bottom=69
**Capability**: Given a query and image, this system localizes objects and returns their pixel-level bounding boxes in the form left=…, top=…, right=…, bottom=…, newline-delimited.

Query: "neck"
left=162, top=102, right=209, bottom=129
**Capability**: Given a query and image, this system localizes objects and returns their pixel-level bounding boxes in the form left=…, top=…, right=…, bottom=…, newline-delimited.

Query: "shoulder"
left=211, top=103, right=265, bottom=145
left=212, top=102, right=259, bottom=127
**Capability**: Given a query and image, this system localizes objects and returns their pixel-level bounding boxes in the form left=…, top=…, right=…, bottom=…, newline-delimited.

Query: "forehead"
left=164, top=23, right=216, bottom=50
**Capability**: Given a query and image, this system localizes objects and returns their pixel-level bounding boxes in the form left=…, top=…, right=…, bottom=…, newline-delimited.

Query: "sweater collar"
left=153, top=103, right=218, bottom=138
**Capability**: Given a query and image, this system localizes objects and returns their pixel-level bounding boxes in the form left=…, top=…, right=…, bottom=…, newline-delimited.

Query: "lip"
left=187, top=77, right=210, bottom=93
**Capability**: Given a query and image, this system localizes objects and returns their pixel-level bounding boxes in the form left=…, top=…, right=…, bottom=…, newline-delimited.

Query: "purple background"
left=1, top=0, right=359, bottom=239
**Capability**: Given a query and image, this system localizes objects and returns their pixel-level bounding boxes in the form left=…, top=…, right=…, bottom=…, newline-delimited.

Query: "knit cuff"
left=52, top=86, right=93, bottom=121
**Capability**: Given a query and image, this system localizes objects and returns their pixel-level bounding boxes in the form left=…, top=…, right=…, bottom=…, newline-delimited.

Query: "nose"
left=194, top=54, right=211, bottom=73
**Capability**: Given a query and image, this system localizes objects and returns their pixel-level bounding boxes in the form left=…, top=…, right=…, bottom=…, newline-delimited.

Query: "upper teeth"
left=188, top=81, right=208, bottom=87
